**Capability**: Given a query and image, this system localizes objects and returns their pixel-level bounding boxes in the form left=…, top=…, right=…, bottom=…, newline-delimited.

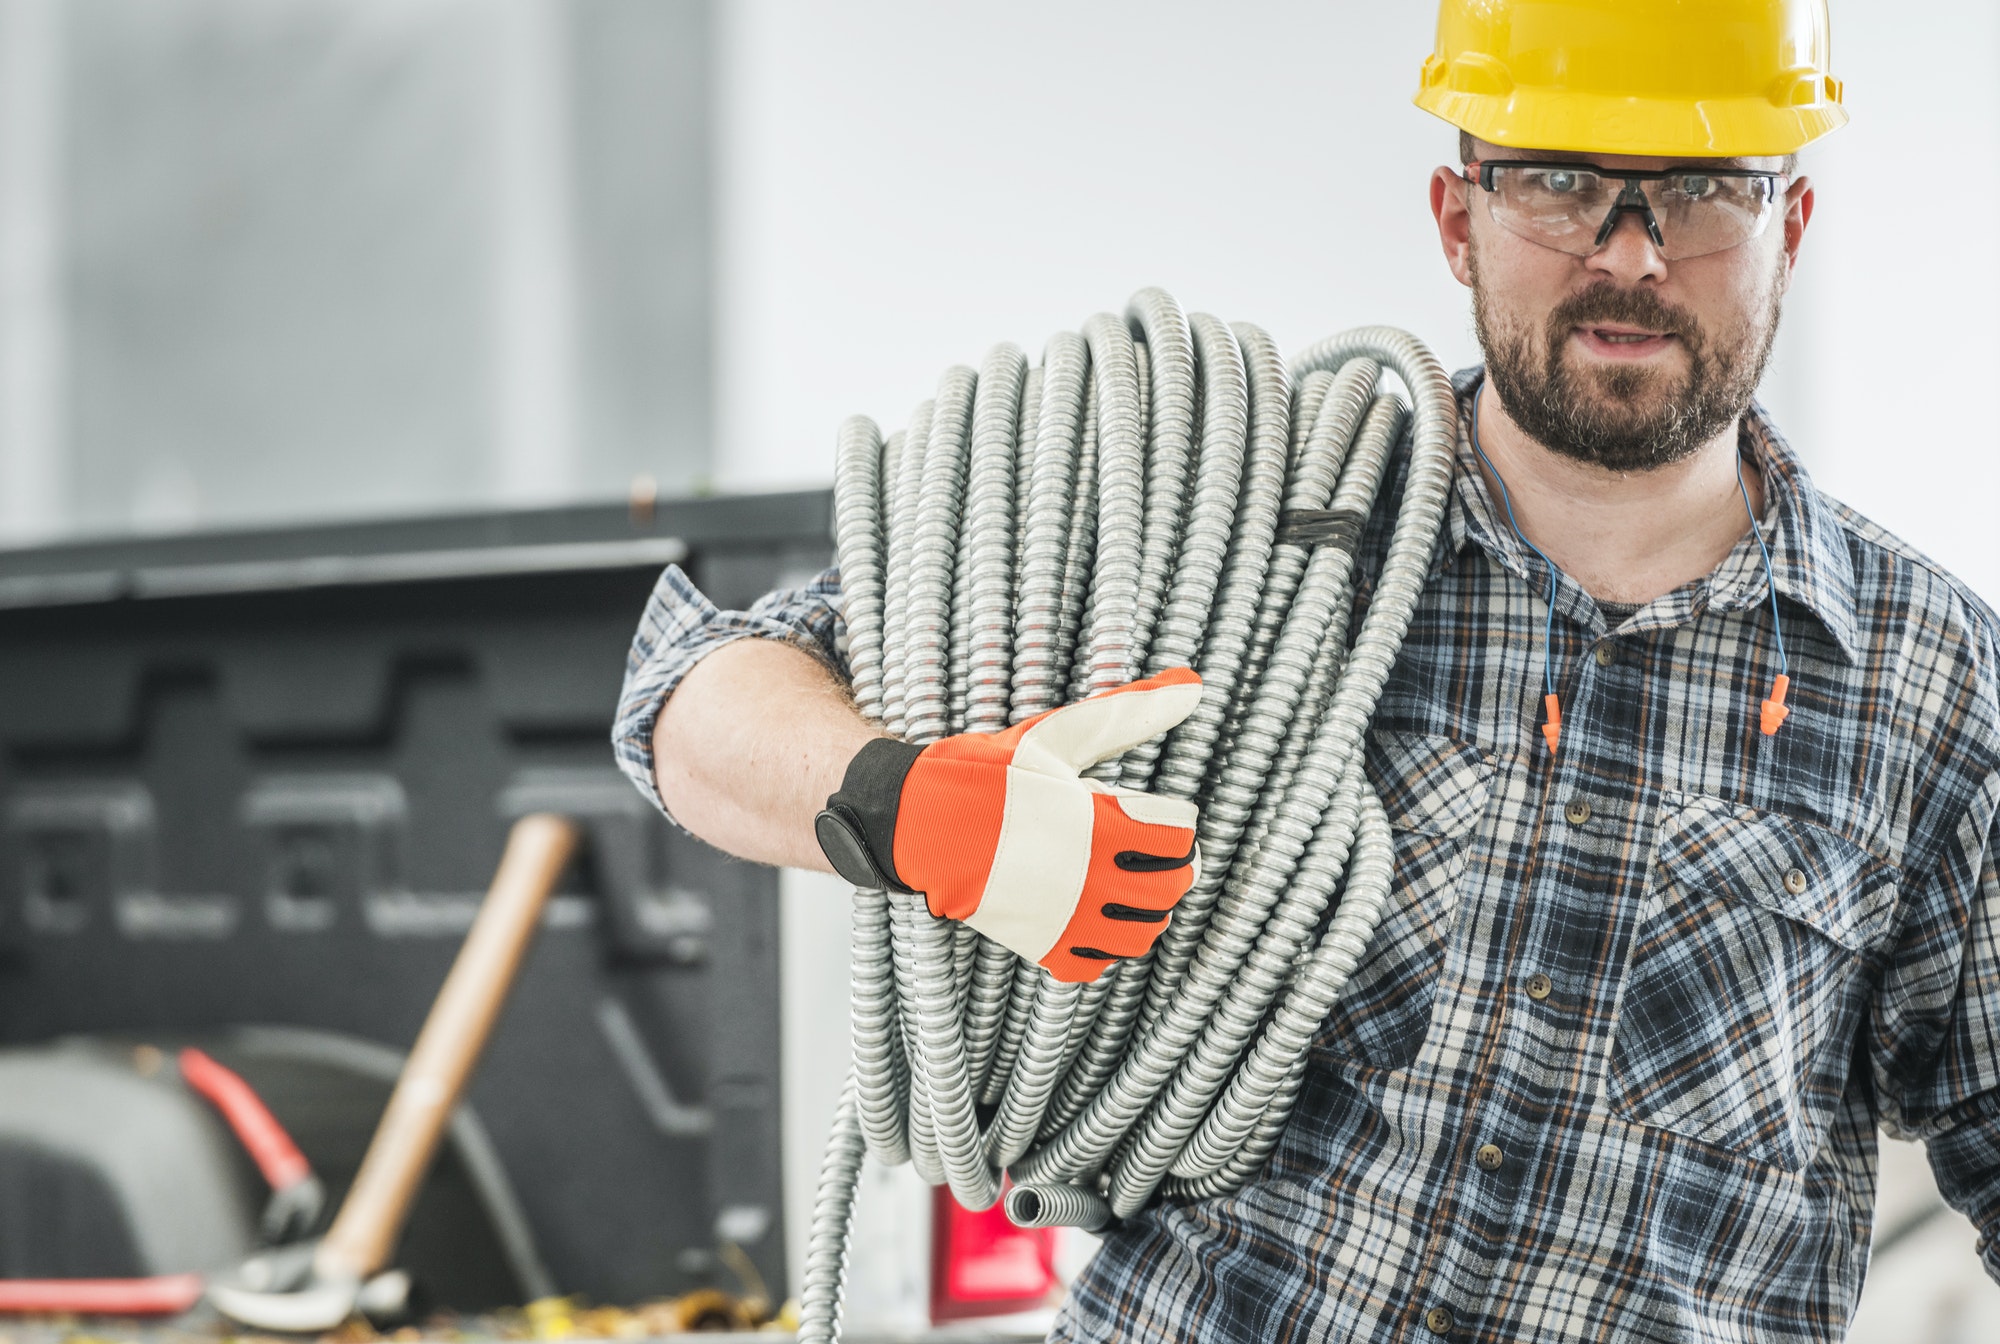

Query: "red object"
left=0, top=1051, right=317, bottom=1317
left=0, top=1274, right=205, bottom=1316
left=177, top=1047, right=313, bottom=1189
left=929, top=1184, right=1059, bottom=1322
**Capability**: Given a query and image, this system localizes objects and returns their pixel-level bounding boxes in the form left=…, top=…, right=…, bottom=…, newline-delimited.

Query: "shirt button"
left=1425, top=1305, right=1456, bottom=1335
left=1594, top=643, right=1617, bottom=667
left=1784, top=867, right=1809, bottom=896
left=1475, top=1143, right=1504, bottom=1171
left=1564, top=798, right=1592, bottom=825
left=1526, top=973, right=1553, bottom=1001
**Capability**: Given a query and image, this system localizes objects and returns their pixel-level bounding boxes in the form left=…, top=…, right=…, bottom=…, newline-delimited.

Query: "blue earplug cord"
left=1467, top=390, right=1789, bottom=750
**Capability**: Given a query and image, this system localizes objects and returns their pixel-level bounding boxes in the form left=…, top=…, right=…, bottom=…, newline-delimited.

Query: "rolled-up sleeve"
left=612, top=562, right=848, bottom=825
left=1870, top=770, right=2000, bottom=1280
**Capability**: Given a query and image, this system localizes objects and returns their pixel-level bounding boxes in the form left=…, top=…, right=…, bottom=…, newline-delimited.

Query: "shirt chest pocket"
left=1313, top=730, right=1494, bottom=1072
left=1607, top=794, right=1897, bottom=1171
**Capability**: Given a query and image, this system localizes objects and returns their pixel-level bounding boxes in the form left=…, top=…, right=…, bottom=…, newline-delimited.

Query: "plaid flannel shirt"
left=614, top=370, right=2000, bottom=1343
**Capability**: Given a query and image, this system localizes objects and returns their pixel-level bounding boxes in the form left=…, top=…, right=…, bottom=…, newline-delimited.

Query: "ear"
left=1431, top=165, right=1474, bottom=288
left=1779, top=176, right=1814, bottom=286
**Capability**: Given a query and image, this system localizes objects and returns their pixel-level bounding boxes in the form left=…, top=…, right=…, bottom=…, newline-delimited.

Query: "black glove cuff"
left=816, top=736, right=923, bottom=892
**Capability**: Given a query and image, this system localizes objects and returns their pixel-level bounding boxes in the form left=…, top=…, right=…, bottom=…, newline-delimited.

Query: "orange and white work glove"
left=814, top=668, right=1204, bottom=982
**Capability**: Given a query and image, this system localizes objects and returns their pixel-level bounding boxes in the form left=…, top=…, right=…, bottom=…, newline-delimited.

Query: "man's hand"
left=816, top=668, right=1204, bottom=982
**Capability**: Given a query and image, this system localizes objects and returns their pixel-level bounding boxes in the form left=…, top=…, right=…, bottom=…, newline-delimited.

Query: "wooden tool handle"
left=315, top=813, right=579, bottom=1281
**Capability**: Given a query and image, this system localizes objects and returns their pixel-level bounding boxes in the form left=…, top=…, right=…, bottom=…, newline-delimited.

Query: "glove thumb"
left=1013, top=667, right=1204, bottom=778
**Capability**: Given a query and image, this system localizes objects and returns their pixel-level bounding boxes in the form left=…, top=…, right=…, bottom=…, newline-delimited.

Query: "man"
left=615, top=2, right=2000, bottom=1338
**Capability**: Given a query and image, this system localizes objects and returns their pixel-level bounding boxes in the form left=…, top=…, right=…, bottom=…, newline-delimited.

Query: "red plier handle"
left=178, top=1047, right=325, bottom=1242
left=0, top=1274, right=204, bottom=1316
left=0, top=1051, right=322, bottom=1316
left=178, top=1048, right=311, bottom=1188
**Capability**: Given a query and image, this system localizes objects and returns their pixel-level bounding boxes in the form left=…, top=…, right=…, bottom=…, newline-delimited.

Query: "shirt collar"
left=1436, top=367, right=1862, bottom=665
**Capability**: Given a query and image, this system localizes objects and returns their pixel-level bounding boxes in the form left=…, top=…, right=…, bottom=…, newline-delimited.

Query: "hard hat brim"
left=1416, top=84, right=1847, bottom=159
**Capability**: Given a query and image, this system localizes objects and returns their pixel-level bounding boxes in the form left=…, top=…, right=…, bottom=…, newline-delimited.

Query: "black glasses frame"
left=1462, top=159, right=1791, bottom=254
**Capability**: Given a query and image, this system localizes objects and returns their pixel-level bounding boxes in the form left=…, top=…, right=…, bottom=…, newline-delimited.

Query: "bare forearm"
left=652, top=638, right=883, bottom=871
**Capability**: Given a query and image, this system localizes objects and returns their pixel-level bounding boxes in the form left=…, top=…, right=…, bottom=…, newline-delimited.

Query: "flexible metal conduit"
left=799, top=289, right=1456, bottom=1342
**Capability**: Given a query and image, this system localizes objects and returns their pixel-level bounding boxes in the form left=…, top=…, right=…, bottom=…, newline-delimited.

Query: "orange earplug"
left=1760, top=674, right=1790, bottom=736
left=1541, top=693, right=1562, bottom=754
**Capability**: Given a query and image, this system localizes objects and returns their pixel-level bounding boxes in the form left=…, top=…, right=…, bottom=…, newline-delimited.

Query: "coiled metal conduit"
left=798, top=289, right=1455, bottom=1342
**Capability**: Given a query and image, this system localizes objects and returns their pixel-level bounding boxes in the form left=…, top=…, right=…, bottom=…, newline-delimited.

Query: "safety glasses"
left=1463, top=159, right=1790, bottom=261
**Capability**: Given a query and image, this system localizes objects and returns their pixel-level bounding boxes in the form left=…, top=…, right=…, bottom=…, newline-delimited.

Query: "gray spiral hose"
left=797, top=289, right=1455, bottom=1342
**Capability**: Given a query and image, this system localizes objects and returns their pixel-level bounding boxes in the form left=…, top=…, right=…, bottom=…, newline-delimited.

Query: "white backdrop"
left=713, top=0, right=2000, bottom=607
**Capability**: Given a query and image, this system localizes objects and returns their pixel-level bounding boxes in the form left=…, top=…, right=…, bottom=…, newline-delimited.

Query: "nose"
left=1587, top=208, right=1669, bottom=285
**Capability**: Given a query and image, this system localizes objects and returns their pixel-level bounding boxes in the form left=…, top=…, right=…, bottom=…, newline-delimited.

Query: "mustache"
left=1547, top=284, right=1702, bottom=347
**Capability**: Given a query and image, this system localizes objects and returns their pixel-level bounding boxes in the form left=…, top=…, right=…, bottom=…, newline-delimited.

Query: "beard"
left=1469, top=243, right=1786, bottom=473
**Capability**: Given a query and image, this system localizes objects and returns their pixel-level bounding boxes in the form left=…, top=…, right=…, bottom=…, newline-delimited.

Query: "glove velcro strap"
left=825, top=736, right=924, bottom=892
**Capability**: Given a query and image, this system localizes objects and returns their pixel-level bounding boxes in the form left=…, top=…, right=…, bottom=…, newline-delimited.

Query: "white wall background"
left=712, top=5, right=1476, bottom=480
left=0, top=0, right=711, bottom=544
left=713, top=0, right=2000, bottom=607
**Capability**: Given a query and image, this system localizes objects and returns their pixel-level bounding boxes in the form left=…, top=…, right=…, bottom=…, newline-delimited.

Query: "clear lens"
left=1483, top=164, right=1779, bottom=261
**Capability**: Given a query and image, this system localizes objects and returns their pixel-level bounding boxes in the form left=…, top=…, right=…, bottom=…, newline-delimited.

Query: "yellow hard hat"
left=1414, top=0, right=1848, bottom=158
